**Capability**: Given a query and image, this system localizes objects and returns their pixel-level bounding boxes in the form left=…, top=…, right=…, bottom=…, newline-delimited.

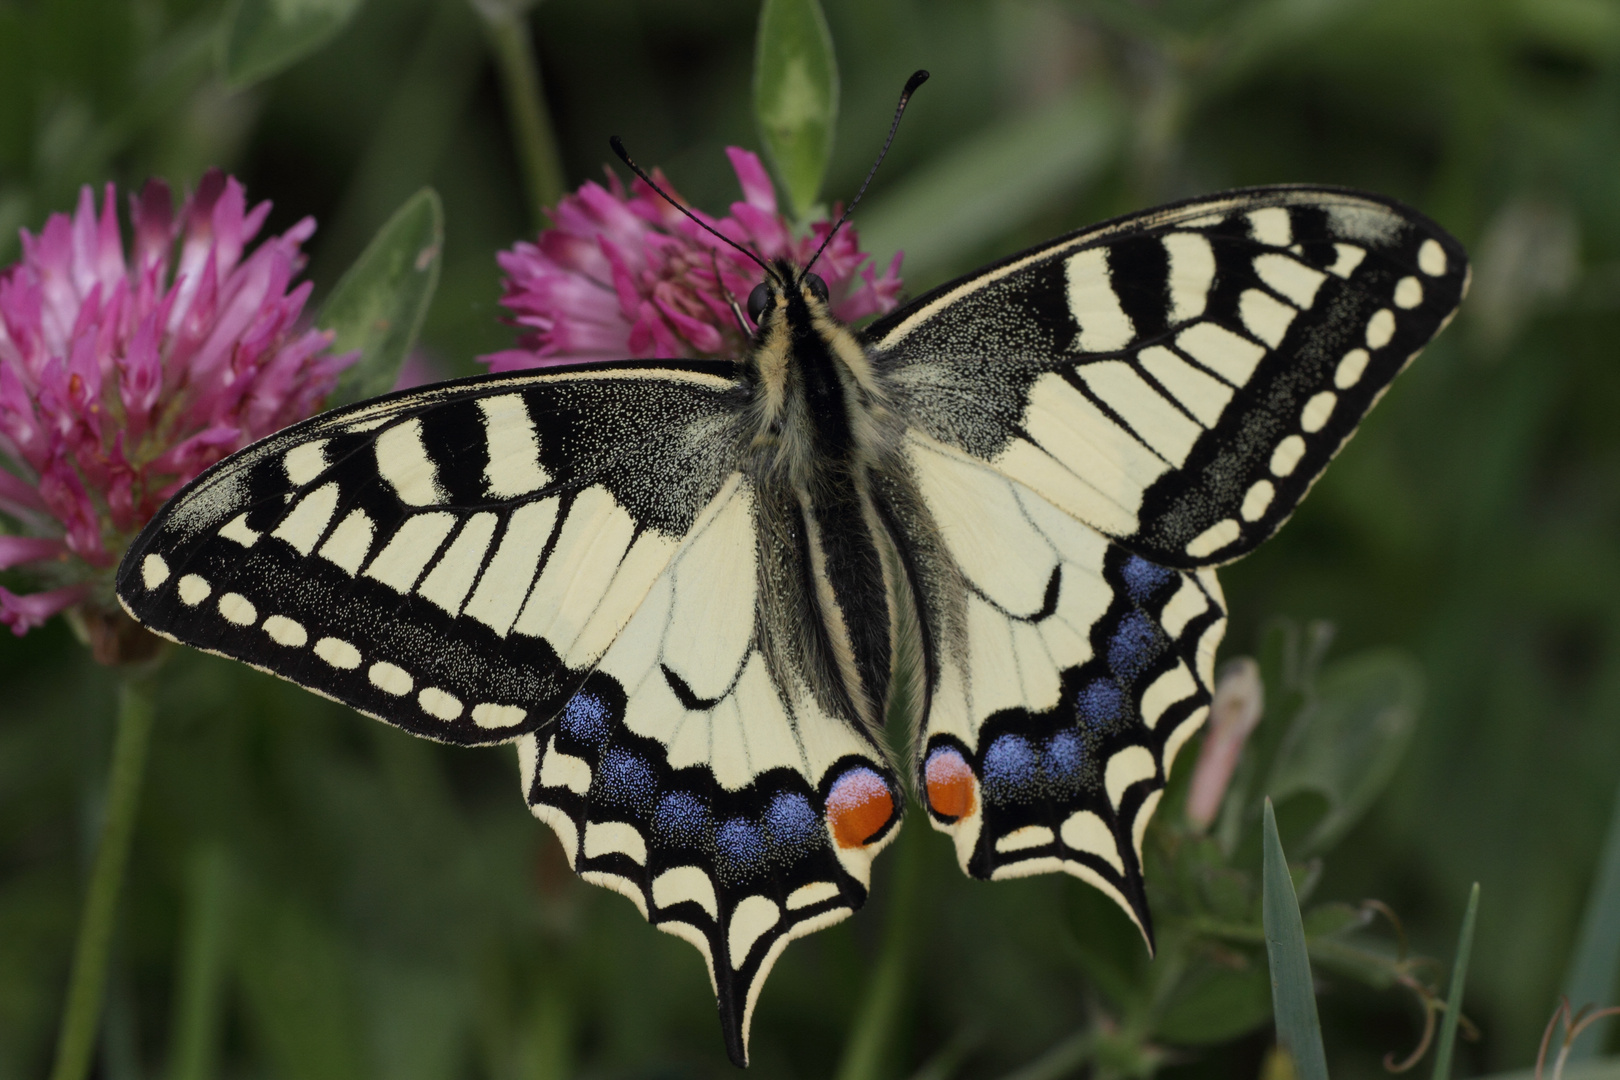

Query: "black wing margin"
left=865, top=187, right=1468, bottom=568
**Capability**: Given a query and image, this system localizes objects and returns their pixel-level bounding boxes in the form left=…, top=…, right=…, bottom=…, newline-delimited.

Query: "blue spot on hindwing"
left=1076, top=679, right=1126, bottom=731
left=1042, top=731, right=1086, bottom=793
left=653, top=792, right=711, bottom=848
left=715, top=818, right=768, bottom=882
left=1108, top=610, right=1164, bottom=681
left=560, top=692, right=610, bottom=749
left=594, top=748, right=656, bottom=814
left=765, top=791, right=821, bottom=858
left=1121, top=555, right=1174, bottom=603
left=982, top=734, right=1040, bottom=805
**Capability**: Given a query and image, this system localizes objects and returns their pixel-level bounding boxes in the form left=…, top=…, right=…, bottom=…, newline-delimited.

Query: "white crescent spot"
left=217, top=592, right=257, bottom=626
left=314, top=637, right=361, bottom=670
left=262, top=615, right=307, bottom=648
left=417, top=686, right=463, bottom=721
left=141, top=554, right=169, bottom=589
left=368, top=661, right=413, bottom=696
left=728, top=895, right=781, bottom=970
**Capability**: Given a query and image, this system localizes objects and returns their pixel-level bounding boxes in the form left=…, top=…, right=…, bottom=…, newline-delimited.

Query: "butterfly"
left=115, top=76, right=1468, bottom=1066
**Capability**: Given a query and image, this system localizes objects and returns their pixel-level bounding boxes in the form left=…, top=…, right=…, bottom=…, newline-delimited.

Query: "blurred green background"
left=2, top=0, right=1619, bottom=1078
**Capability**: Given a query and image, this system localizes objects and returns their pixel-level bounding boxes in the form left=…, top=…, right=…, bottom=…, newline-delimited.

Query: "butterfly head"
left=745, top=260, right=833, bottom=328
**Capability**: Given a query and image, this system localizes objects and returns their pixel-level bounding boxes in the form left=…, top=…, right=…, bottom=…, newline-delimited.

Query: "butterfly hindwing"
left=898, top=441, right=1224, bottom=937
left=517, top=472, right=902, bottom=1065
left=866, top=187, right=1469, bottom=568
left=115, top=361, right=747, bottom=742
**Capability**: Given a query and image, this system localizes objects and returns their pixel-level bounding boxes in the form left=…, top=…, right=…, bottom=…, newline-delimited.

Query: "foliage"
left=3, top=0, right=1620, bottom=1078
left=323, top=187, right=444, bottom=405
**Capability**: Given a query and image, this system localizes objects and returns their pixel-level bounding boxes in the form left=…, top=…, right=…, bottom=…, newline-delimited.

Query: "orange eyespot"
left=825, top=767, right=895, bottom=848
left=924, top=746, right=976, bottom=820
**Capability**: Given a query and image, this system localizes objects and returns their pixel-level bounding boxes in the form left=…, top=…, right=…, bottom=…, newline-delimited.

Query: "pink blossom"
left=483, top=147, right=905, bottom=371
left=1185, top=658, right=1266, bottom=832
left=0, top=171, right=356, bottom=640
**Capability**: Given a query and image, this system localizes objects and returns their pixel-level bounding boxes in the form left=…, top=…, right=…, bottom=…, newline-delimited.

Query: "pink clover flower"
left=483, top=147, right=905, bottom=370
left=0, top=171, right=355, bottom=643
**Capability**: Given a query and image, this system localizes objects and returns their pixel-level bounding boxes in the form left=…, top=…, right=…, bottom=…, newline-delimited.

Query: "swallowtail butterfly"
left=116, top=77, right=1467, bottom=1065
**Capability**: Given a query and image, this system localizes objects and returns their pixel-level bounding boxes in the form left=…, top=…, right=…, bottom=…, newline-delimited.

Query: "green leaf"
left=1433, top=883, right=1480, bottom=1080
left=1266, top=650, right=1422, bottom=855
left=753, top=0, right=838, bottom=219
left=321, top=189, right=444, bottom=406
left=1262, top=798, right=1330, bottom=1080
left=219, top=0, right=367, bottom=90
left=1197, top=866, right=1256, bottom=923
left=1565, top=785, right=1620, bottom=1062
left=1154, top=961, right=1274, bottom=1045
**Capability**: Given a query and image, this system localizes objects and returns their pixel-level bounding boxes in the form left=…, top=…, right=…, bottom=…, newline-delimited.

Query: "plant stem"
left=481, top=7, right=566, bottom=228
left=834, top=823, right=923, bottom=1080
left=50, top=675, right=157, bottom=1080
left=166, top=845, right=235, bottom=1080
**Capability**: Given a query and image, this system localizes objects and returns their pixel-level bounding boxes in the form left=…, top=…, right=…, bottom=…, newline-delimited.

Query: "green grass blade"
left=1565, top=785, right=1620, bottom=1063
left=1262, top=798, right=1330, bottom=1080
left=1432, top=883, right=1480, bottom=1080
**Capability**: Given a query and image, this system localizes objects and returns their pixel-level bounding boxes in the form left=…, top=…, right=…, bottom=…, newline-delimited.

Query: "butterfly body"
left=741, top=259, right=910, bottom=744
left=116, top=186, right=1468, bottom=1066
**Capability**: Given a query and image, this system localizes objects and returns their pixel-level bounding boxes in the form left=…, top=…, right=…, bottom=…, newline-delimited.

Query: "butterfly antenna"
left=609, top=136, right=776, bottom=281
left=801, top=69, right=929, bottom=283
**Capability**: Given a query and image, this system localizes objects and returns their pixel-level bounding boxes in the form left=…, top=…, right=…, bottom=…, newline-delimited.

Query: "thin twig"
left=1536, top=999, right=1571, bottom=1080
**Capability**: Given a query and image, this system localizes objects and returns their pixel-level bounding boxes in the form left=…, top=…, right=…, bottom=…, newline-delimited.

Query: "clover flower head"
left=0, top=171, right=355, bottom=644
left=483, top=147, right=905, bottom=371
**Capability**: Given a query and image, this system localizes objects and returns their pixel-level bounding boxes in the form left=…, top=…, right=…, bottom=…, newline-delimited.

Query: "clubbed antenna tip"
left=801, top=69, right=930, bottom=282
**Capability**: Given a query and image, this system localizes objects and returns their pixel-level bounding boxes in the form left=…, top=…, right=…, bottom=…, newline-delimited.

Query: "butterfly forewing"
left=118, top=362, right=745, bottom=742
left=867, top=187, right=1469, bottom=568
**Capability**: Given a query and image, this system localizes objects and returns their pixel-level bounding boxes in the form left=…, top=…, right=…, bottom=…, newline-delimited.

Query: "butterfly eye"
left=747, top=282, right=772, bottom=323
left=804, top=272, right=829, bottom=303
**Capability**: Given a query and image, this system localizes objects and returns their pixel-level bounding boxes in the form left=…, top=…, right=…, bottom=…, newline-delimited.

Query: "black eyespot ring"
left=804, top=272, right=829, bottom=303
left=746, top=282, right=772, bottom=323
